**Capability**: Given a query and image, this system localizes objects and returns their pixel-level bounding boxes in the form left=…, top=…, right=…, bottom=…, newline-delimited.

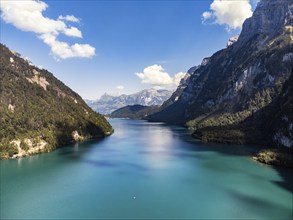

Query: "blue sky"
left=0, top=0, right=257, bottom=99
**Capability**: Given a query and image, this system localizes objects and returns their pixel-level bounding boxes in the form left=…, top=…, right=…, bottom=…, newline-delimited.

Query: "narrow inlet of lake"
left=1, top=119, right=292, bottom=219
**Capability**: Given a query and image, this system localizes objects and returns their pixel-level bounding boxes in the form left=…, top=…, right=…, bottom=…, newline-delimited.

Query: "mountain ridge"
left=0, top=44, right=113, bottom=159
left=149, top=0, right=293, bottom=149
left=109, top=105, right=160, bottom=119
left=86, top=88, right=173, bottom=115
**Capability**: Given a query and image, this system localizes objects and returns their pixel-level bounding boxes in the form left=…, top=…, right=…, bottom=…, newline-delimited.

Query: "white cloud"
left=58, top=15, right=80, bottom=23
left=202, top=0, right=253, bottom=30
left=0, top=0, right=95, bottom=59
left=136, top=64, right=186, bottom=87
left=202, top=11, right=212, bottom=20
left=173, top=72, right=187, bottom=86
left=63, top=27, right=82, bottom=38
left=250, top=0, right=261, bottom=9
left=136, top=65, right=173, bottom=85
left=116, top=85, right=124, bottom=90
left=40, top=34, right=95, bottom=59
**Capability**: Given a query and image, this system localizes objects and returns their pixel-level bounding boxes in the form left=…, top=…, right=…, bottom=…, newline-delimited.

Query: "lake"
left=1, top=119, right=292, bottom=219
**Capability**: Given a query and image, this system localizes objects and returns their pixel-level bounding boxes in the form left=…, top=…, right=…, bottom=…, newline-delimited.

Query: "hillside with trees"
left=0, top=44, right=113, bottom=159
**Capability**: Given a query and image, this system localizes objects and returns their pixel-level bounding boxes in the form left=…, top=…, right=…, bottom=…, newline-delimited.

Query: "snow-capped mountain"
left=86, top=88, right=173, bottom=115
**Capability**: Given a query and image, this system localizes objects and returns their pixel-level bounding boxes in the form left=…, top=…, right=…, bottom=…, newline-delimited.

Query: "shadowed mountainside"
left=149, top=0, right=293, bottom=150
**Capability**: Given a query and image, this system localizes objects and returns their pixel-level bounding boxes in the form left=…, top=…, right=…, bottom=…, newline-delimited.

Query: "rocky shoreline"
left=0, top=131, right=113, bottom=160
left=252, top=148, right=293, bottom=168
left=0, top=139, right=49, bottom=160
left=192, top=129, right=293, bottom=168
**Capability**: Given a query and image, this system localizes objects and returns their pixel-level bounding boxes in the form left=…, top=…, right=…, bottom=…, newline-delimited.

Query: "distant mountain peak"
left=86, top=88, right=173, bottom=115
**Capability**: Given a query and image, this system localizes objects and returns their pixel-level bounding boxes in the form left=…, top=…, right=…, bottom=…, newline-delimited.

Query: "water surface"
left=1, top=119, right=292, bottom=219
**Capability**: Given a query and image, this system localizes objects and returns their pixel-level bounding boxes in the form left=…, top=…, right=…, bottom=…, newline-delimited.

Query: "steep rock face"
left=150, top=58, right=210, bottom=123
left=159, top=66, right=193, bottom=110
left=149, top=0, right=293, bottom=148
left=268, top=73, right=293, bottom=148
left=238, top=0, right=292, bottom=45
left=86, top=88, right=173, bottom=115
left=0, top=44, right=113, bottom=158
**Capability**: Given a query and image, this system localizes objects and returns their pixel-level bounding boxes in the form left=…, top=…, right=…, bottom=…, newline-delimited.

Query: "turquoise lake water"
left=1, top=119, right=292, bottom=219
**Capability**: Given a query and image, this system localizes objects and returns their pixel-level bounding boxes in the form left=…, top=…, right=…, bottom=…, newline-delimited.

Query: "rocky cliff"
left=149, top=0, right=293, bottom=148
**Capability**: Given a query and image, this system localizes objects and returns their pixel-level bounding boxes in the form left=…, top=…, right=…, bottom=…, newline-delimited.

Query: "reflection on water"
left=1, top=119, right=292, bottom=219
left=73, top=142, right=79, bottom=152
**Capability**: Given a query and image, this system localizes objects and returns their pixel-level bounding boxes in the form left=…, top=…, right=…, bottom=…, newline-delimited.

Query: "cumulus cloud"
left=0, top=0, right=95, bottom=59
left=136, top=64, right=186, bottom=87
left=202, top=0, right=253, bottom=30
left=63, top=27, right=82, bottom=38
left=58, top=15, right=80, bottom=23
left=116, top=85, right=124, bottom=90
left=202, top=11, right=212, bottom=20
left=173, top=72, right=187, bottom=86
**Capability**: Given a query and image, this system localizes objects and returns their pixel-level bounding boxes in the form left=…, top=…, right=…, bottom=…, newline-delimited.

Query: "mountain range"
left=1, top=0, right=291, bottom=166
left=149, top=0, right=293, bottom=149
left=86, top=88, right=173, bottom=115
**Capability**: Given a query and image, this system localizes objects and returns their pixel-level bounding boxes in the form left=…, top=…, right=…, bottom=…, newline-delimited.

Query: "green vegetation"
left=149, top=32, right=292, bottom=150
left=252, top=149, right=293, bottom=168
left=0, top=141, right=18, bottom=158
left=0, top=44, right=113, bottom=159
left=193, top=128, right=246, bottom=145
left=191, top=70, right=293, bottom=149
left=109, top=105, right=160, bottom=119
left=20, top=141, right=29, bottom=152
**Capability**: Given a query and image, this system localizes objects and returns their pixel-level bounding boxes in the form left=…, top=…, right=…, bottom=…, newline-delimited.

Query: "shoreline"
left=2, top=119, right=292, bottom=169
left=252, top=148, right=293, bottom=168
left=0, top=131, right=113, bottom=160
left=124, top=118, right=293, bottom=169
